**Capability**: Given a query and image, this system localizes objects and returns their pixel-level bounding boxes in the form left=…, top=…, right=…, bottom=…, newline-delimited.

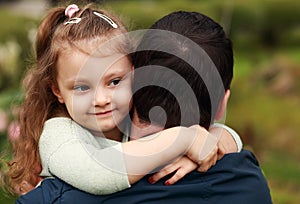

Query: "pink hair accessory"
left=65, top=4, right=79, bottom=18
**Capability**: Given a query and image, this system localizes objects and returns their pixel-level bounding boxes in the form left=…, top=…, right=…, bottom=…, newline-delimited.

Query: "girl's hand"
left=185, top=125, right=227, bottom=171
left=196, top=143, right=218, bottom=172
left=217, top=138, right=226, bottom=160
left=185, top=125, right=219, bottom=167
left=148, top=146, right=223, bottom=186
left=148, top=156, right=197, bottom=185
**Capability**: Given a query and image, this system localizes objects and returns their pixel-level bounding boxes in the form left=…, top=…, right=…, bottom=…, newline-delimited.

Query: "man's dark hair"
left=132, top=11, right=233, bottom=129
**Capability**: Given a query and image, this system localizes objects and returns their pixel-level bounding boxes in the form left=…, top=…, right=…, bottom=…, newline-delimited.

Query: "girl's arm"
left=122, top=124, right=215, bottom=184
left=39, top=118, right=212, bottom=195
left=39, top=117, right=130, bottom=195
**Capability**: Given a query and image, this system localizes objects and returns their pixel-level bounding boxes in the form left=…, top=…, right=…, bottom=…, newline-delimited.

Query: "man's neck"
left=130, top=110, right=164, bottom=140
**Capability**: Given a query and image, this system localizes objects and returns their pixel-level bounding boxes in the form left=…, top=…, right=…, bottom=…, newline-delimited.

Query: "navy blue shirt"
left=17, top=150, right=272, bottom=204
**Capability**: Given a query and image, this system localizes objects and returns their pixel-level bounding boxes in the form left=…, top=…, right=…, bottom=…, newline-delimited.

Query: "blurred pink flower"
left=0, top=110, right=8, bottom=132
left=8, top=121, right=20, bottom=141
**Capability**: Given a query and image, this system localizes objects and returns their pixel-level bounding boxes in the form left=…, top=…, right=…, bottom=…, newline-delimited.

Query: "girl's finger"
left=165, top=167, right=190, bottom=185
left=148, top=162, right=179, bottom=184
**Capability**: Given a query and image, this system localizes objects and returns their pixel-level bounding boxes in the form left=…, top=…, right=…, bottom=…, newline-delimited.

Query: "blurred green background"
left=0, top=0, right=299, bottom=203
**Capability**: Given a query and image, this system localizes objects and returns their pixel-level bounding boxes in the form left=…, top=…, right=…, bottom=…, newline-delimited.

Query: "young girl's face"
left=53, top=49, right=133, bottom=138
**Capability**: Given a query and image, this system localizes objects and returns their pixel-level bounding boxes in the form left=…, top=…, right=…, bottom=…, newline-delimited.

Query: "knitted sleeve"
left=39, top=117, right=130, bottom=195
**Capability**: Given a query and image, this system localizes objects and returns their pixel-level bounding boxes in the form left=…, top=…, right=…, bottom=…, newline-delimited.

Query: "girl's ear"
left=51, top=85, right=64, bottom=104
left=215, top=89, right=230, bottom=121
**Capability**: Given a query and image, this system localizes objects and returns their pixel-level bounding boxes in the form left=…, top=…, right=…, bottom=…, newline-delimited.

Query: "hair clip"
left=65, top=4, right=80, bottom=18
left=64, top=17, right=82, bottom=25
left=64, top=4, right=81, bottom=25
left=93, top=11, right=118, bottom=28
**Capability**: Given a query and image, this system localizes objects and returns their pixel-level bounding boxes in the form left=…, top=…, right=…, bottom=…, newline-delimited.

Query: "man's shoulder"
left=16, top=178, right=71, bottom=204
left=214, top=149, right=260, bottom=169
left=109, top=150, right=272, bottom=203
left=16, top=150, right=272, bottom=204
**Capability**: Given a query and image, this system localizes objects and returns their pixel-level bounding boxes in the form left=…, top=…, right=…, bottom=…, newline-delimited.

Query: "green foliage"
left=108, top=0, right=300, bottom=49
left=230, top=0, right=300, bottom=48
left=0, top=8, right=36, bottom=91
left=0, top=192, right=15, bottom=204
left=261, top=152, right=300, bottom=203
left=106, top=0, right=223, bottom=30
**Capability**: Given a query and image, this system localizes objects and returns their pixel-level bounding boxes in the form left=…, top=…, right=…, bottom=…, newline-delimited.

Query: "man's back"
left=17, top=150, right=272, bottom=204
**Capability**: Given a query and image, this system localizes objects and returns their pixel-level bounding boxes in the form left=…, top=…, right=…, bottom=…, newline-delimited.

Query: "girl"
left=3, top=3, right=242, bottom=196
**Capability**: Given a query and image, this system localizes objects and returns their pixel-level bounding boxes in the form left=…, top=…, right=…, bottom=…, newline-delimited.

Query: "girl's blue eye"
left=109, top=79, right=121, bottom=86
left=74, top=85, right=89, bottom=92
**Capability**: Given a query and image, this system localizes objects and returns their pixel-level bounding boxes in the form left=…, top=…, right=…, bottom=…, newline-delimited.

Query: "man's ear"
left=131, top=65, right=134, bottom=80
left=51, top=84, right=64, bottom=104
left=215, top=89, right=230, bottom=121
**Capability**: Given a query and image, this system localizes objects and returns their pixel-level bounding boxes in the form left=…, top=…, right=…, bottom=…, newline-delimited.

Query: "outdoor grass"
left=261, top=152, right=300, bottom=204
left=0, top=193, right=15, bottom=204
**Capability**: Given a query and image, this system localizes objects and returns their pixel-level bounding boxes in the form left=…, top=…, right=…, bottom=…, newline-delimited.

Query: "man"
left=17, top=11, right=272, bottom=203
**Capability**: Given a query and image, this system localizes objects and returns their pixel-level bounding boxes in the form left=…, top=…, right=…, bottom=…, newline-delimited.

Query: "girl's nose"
left=92, top=88, right=111, bottom=107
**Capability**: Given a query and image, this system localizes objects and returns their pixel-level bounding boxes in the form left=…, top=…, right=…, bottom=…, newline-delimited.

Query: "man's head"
left=132, top=11, right=233, bottom=130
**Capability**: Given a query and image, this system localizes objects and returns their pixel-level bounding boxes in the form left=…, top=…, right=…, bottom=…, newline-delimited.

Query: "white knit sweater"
left=39, top=117, right=130, bottom=195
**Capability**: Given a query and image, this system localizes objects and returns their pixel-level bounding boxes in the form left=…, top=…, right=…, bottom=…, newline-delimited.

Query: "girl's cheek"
left=70, top=95, right=92, bottom=113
